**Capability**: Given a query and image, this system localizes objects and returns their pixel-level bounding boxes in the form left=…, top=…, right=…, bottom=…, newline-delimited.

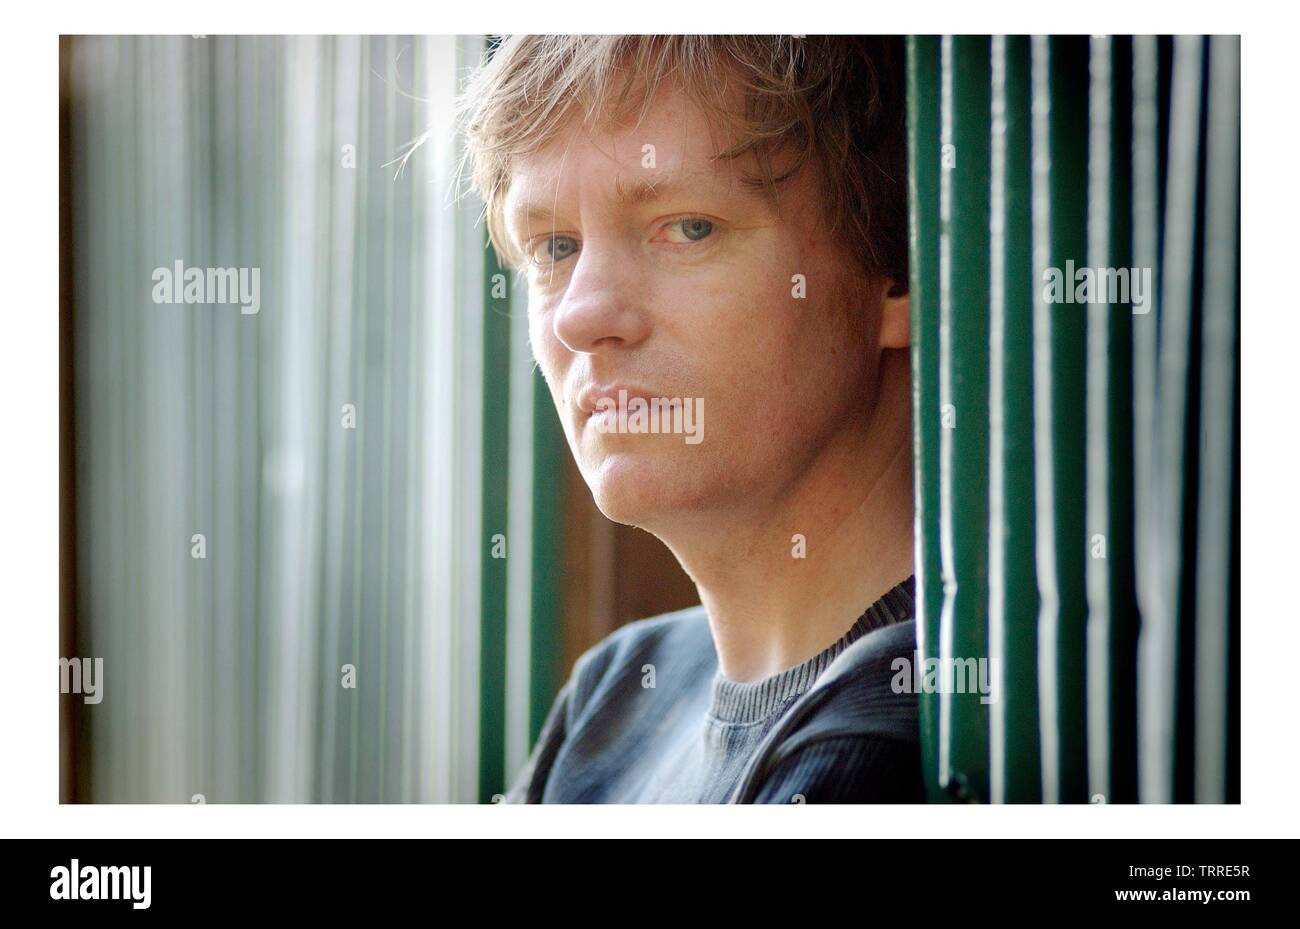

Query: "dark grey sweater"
left=504, top=576, right=924, bottom=803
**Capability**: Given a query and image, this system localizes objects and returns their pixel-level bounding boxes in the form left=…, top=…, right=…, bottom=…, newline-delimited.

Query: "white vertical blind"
left=67, top=35, right=488, bottom=803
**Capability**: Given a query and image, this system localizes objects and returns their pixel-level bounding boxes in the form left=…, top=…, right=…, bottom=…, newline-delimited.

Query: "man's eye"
left=665, top=218, right=714, bottom=243
left=529, top=235, right=579, bottom=264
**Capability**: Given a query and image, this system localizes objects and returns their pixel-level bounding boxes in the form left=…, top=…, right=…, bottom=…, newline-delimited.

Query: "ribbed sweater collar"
left=707, top=575, right=915, bottom=725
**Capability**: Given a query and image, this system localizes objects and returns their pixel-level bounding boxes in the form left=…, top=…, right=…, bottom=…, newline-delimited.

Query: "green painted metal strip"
left=478, top=34, right=517, bottom=805
left=905, top=34, right=948, bottom=804
left=938, top=35, right=992, bottom=802
left=1105, top=35, right=1141, bottom=806
left=477, top=227, right=512, bottom=802
left=1085, top=35, right=1141, bottom=805
left=477, top=33, right=512, bottom=803
left=989, top=35, right=1041, bottom=803
left=1030, top=36, right=1090, bottom=803
left=529, top=370, right=566, bottom=746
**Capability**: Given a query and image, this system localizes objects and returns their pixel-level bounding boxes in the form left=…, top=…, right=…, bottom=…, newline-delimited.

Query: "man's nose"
left=550, top=242, right=651, bottom=354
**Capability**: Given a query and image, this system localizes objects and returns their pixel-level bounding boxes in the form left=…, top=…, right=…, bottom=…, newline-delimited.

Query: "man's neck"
left=659, top=351, right=915, bottom=683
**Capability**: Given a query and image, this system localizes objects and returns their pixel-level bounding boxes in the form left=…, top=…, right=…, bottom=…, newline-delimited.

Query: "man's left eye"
left=664, top=218, right=714, bottom=243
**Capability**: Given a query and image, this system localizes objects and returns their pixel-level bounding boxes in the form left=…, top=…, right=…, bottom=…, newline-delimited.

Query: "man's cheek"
left=528, top=319, right=563, bottom=389
left=731, top=264, right=803, bottom=335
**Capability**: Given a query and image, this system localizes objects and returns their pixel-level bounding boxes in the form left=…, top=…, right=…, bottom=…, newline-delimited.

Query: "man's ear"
left=878, top=279, right=910, bottom=350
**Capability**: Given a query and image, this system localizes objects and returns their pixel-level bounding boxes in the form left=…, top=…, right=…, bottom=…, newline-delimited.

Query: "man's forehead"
left=505, top=83, right=754, bottom=206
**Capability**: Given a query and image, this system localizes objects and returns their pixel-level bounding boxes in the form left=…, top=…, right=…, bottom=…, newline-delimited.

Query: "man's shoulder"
left=728, top=618, right=922, bottom=802
left=580, top=603, right=712, bottom=668
left=801, top=618, right=919, bottom=741
left=566, top=603, right=713, bottom=709
left=824, top=619, right=918, bottom=691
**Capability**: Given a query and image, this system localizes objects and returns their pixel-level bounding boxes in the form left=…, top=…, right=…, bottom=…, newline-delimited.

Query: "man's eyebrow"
left=612, top=170, right=714, bottom=205
left=508, top=167, right=746, bottom=225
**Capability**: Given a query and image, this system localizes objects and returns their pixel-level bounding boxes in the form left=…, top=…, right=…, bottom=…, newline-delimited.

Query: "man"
left=461, top=35, right=922, bottom=802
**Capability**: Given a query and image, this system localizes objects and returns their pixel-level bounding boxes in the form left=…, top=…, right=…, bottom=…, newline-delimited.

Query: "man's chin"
left=583, top=450, right=706, bottom=527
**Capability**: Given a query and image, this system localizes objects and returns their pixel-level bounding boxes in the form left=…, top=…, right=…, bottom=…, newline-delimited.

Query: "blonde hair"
left=457, top=35, right=908, bottom=284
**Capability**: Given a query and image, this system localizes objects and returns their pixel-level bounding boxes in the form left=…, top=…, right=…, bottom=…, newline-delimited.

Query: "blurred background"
left=60, top=35, right=698, bottom=804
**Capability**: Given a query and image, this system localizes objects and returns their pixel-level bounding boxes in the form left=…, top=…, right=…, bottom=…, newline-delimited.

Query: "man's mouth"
left=576, top=384, right=654, bottom=418
left=571, top=386, right=704, bottom=445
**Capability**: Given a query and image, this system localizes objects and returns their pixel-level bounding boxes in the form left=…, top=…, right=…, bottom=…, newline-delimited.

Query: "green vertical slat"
left=938, top=35, right=992, bottom=802
left=905, top=35, right=948, bottom=804
left=477, top=33, right=512, bottom=802
left=478, top=236, right=512, bottom=801
left=1085, top=36, right=1141, bottom=805
left=1105, top=37, right=1141, bottom=805
left=529, top=371, right=565, bottom=745
left=478, top=237, right=512, bottom=800
left=1031, top=35, right=1090, bottom=803
left=1193, top=35, right=1238, bottom=804
left=989, top=35, right=1041, bottom=803
left=1048, top=35, right=1090, bottom=805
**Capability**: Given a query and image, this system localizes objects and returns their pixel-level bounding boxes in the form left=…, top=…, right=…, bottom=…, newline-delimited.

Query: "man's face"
left=503, top=81, right=888, bottom=532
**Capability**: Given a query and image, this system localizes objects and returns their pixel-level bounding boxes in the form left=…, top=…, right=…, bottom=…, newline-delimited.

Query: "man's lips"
left=575, top=384, right=656, bottom=417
